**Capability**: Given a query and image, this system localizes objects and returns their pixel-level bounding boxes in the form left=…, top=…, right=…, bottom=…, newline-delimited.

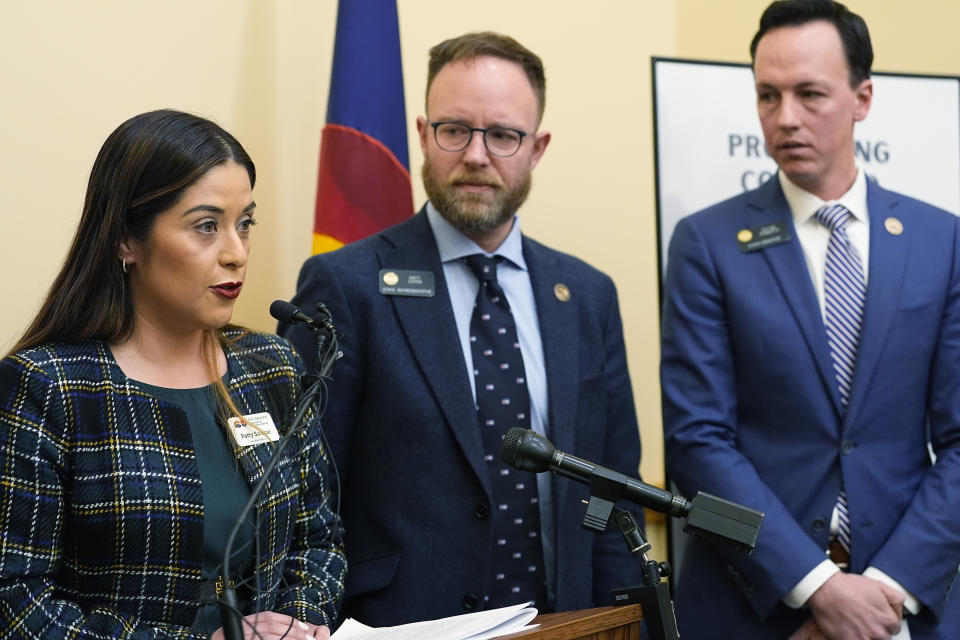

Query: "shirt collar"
left=779, top=168, right=869, bottom=226
left=425, top=201, right=528, bottom=270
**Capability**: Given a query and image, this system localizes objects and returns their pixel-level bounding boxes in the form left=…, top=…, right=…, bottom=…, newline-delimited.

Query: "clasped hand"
left=788, top=573, right=905, bottom=640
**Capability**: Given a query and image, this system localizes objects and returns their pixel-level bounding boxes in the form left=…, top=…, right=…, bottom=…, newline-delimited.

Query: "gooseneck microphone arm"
left=218, top=301, right=341, bottom=640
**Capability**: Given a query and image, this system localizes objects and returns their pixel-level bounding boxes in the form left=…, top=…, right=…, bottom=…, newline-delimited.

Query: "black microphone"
left=499, top=428, right=764, bottom=553
left=270, top=300, right=317, bottom=328
left=500, top=427, right=688, bottom=516
left=271, top=300, right=341, bottom=381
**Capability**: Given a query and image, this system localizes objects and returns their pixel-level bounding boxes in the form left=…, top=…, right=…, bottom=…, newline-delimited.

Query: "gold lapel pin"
left=737, top=229, right=753, bottom=243
left=884, top=217, right=903, bottom=236
left=383, top=271, right=399, bottom=286
left=554, top=283, right=571, bottom=302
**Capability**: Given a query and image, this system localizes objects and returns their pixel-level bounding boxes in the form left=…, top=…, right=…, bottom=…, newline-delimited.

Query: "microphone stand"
left=579, top=467, right=679, bottom=640
left=218, top=309, right=341, bottom=640
left=604, top=505, right=679, bottom=640
left=500, top=428, right=763, bottom=640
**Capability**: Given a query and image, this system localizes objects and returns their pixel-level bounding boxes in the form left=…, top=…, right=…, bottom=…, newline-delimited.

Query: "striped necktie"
left=814, top=203, right=864, bottom=556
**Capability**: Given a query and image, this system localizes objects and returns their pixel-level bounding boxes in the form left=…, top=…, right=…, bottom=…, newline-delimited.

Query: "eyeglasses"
left=428, top=121, right=527, bottom=157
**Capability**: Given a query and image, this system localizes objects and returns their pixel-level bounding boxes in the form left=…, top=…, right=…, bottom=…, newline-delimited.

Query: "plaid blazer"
left=0, top=330, right=345, bottom=638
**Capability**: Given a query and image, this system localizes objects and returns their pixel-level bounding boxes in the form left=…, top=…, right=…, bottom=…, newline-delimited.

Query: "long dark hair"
left=12, top=109, right=256, bottom=355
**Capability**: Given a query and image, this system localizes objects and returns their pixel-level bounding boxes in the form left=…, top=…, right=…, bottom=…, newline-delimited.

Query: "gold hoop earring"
left=121, top=258, right=128, bottom=274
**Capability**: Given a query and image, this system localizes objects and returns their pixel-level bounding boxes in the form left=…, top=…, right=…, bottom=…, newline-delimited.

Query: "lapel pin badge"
left=884, top=217, right=903, bottom=236
left=554, top=283, right=571, bottom=302
left=737, top=229, right=754, bottom=243
left=382, top=271, right=399, bottom=286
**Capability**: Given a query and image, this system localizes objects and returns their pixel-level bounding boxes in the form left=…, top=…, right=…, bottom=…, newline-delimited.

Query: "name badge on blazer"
left=737, top=221, right=791, bottom=253
left=379, top=269, right=435, bottom=297
left=228, top=412, right=280, bottom=447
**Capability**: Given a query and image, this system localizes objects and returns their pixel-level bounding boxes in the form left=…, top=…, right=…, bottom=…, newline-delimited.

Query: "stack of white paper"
left=331, top=601, right=539, bottom=640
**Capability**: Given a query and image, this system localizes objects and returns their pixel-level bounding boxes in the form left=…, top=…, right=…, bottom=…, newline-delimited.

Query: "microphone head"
left=271, top=300, right=318, bottom=327
left=499, top=427, right=554, bottom=473
left=270, top=300, right=300, bottom=324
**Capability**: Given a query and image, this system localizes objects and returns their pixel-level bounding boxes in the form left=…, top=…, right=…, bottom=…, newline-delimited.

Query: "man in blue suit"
left=281, top=32, right=641, bottom=627
left=662, top=2, right=960, bottom=638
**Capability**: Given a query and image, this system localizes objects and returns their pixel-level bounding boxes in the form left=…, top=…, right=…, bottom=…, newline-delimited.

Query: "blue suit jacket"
left=661, top=177, right=960, bottom=639
left=280, top=210, right=642, bottom=626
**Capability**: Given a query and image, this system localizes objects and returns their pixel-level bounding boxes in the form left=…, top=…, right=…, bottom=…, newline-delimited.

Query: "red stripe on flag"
left=313, top=123, right=413, bottom=250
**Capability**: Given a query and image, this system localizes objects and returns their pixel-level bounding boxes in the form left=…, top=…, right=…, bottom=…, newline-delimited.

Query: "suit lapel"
left=843, top=182, right=908, bottom=426
left=524, top=239, right=579, bottom=506
left=749, top=180, right=844, bottom=416
left=378, top=212, right=490, bottom=493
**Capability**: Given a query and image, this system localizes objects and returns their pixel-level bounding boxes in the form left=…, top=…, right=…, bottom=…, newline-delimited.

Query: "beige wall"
left=3, top=0, right=958, bottom=562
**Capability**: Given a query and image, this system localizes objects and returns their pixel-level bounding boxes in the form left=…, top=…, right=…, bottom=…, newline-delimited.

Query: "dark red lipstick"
left=211, top=281, right=243, bottom=299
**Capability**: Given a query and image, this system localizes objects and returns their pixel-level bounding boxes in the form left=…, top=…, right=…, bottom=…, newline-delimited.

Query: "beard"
left=422, top=156, right=532, bottom=236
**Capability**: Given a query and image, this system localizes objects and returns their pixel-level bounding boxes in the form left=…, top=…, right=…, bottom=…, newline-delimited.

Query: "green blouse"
left=137, top=380, right=254, bottom=634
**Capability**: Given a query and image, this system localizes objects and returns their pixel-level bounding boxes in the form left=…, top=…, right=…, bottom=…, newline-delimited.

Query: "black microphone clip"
left=313, top=302, right=337, bottom=334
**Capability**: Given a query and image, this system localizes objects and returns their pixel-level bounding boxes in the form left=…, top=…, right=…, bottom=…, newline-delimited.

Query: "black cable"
left=219, top=314, right=342, bottom=640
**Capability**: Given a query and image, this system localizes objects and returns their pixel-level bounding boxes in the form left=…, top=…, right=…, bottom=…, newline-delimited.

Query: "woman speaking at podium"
left=0, top=110, right=344, bottom=638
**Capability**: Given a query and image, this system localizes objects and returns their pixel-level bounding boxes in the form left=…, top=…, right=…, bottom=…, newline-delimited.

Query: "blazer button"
left=463, top=594, right=480, bottom=610
left=811, top=517, right=827, bottom=532
left=474, top=504, right=490, bottom=519
left=841, top=440, right=856, bottom=455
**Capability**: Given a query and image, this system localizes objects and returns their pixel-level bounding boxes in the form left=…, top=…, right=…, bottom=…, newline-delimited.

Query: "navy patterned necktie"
left=465, top=254, right=546, bottom=608
left=815, top=203, right=864, bottom=556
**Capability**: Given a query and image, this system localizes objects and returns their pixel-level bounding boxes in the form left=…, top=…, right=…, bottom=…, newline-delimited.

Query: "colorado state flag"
left=313, top=0, right=413, bottom=254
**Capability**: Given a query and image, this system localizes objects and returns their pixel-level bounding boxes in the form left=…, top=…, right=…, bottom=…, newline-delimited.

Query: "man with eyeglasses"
left=281, top=32, right=642, bottom=628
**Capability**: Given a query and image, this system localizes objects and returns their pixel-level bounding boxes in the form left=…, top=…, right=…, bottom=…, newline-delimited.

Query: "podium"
left=500, top=604, right=643, bottom=640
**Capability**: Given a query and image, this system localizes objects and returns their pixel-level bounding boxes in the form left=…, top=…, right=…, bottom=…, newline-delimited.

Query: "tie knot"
left=465, top=254, right=500, bottom=283
left=814, top=204, right=853, bottom=233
